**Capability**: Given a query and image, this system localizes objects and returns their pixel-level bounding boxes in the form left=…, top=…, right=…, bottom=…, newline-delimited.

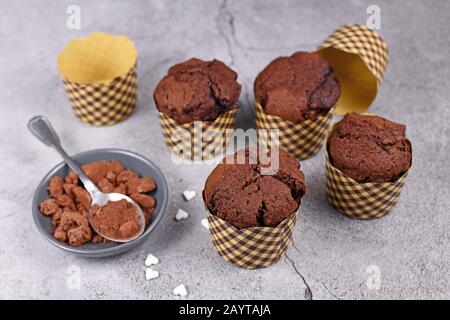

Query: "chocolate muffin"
left=154, top=58, right=241, bottom=125
left=328, top=113, right=412, bottom=183
left=254, top=51, right=340, bottom=123
left=204, top=147, right=306, bottom=229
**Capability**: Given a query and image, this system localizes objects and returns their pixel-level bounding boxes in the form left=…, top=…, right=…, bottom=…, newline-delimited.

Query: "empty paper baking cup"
left=158, top=109, right=237, bottom=160
left=57, top=32, right=138, bottom=126
left=255, top=103, right=335, bottom=161
left=316, top=24, right=388, bottom=115
left=205, top=207, right=298, bottom=269
left=255, top=24, right=388, bottom=160
left=324, top=121, right=410, bottom=220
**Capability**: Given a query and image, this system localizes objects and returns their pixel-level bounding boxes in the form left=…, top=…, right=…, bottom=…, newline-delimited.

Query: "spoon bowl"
left=88, top=192, right=146, bottom=242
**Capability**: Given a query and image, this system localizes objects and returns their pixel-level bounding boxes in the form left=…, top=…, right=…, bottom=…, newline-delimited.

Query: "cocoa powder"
left=91, top=199, right=140, bottom=240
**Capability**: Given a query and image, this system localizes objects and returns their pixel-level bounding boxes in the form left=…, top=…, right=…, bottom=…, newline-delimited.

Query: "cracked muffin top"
left=254, top=51, right=340, bottom=123
left=328, top=113, right=412, bottom=183
left=204, top=147, right=306, bottom=229
left=153, top=58, right=241, bottom=125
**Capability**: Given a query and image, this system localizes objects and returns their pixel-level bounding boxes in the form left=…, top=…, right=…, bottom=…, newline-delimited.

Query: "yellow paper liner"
left=57, top=32, right=138, bottom=126
left=205, top=208, right=298, bottom=269
left=255, top=102, right=334, bottom=161
left=158, top=109, right=237, bottom=160
left=324, top=119, right=411, bottom=219
left=316, top=24, right=388, bottom=115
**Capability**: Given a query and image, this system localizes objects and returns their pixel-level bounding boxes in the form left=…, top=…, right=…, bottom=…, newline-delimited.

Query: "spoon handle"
left=28, top=115, right=99, bottom=195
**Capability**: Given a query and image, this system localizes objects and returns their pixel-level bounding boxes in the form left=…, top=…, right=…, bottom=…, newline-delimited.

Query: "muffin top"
left=154, top=58, right=241, bottom=124
left=254, top=51, right=340, bottom=123
left=204, top=147, right=306, bottom=229
left=328, top=113, right=412, bottom=183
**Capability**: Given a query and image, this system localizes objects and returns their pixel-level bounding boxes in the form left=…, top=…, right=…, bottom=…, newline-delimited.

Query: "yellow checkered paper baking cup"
left=317, top=24, right=388, bottom=115
left=324, top=121, right=410, bottom=220
left=205, top=208, right=298, bottom=269
left=255, top=102, right=334, bottom=161
left=158, top=109, right=237, bottom=160
left=57, top=32, right=138, bottom=126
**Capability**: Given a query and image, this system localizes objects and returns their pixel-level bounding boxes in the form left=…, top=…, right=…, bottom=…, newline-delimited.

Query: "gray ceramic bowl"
left=32, top=148, right=168, bottom=258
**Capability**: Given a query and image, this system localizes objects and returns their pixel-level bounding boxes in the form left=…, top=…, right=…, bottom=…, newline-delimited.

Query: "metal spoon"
left=28, top=115, right=145, bottom=242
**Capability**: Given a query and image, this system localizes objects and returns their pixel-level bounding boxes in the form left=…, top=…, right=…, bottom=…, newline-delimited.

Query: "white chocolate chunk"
left=182, top=190, right=196, bottom=201
left=173, top=284, right=188, bottom=297
left=175, top=208, right=189, bottom=221
left=201, top=218, right=209, bottom=229
left=145, top=253, right=159, bottom=266
left=145, top=268, right=159, bottom=281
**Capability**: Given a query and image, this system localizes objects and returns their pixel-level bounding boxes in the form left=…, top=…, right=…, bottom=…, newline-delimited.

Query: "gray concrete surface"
left=0, top=0, right=449, bottom=300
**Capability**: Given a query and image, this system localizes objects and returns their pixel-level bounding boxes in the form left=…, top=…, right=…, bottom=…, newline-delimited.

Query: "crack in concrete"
left=216, top=0, right=235, bottom=66
left=291, top=238, right=302, bottom=255
left=285, top=253, right=313, bottom=300
left=322, top=281, right=342, bottom=300
left=216, top=0, right=316, bottom=64
left=216, top=0, right=247, bottom=66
